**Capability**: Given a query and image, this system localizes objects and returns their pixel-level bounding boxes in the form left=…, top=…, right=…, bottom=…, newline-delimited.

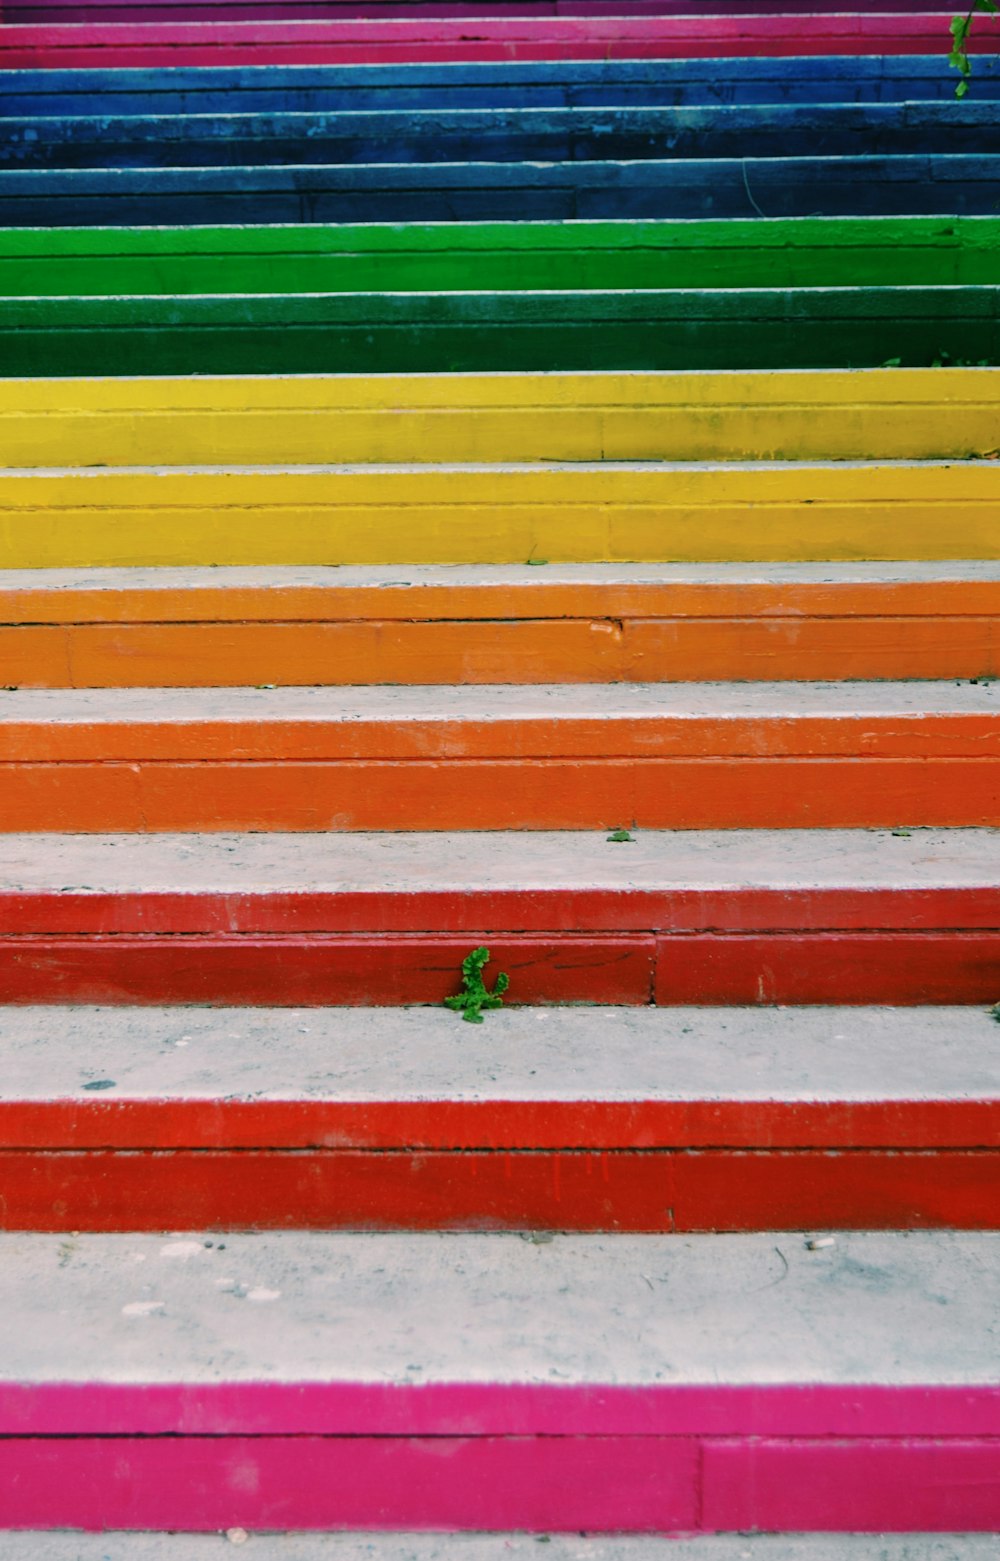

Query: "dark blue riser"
left=3, top=157, right=998, bottom=224
left=2, top=58, right=996, bottom=115
left=4, top=104, right=999, bottom=168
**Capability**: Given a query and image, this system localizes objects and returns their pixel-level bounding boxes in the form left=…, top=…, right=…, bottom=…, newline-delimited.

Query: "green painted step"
left=1, top=217, right=997, bottom=295
left=2, top=287, right=995, bottom=375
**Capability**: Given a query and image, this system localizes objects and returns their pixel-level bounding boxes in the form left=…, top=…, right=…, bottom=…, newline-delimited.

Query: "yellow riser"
left=1, top=463, right=996, bottom=566
left=1, top=369, right=998, bottom=465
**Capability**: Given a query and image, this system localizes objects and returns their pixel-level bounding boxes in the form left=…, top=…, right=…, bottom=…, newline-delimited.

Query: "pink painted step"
left=2, top=14, right=993, bottom=67
left=0, top=1231, right=996, bottom=1531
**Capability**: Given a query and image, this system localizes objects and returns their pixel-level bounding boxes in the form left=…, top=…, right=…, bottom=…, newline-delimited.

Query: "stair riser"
left=8, top=59, right=997, bottom=114
left=0, top=1433, right=995, bottom=1531
left=4, top=475, right=998, bottom=564
left=4, top=17, right=988, bottom=70
left=1, top=932, right=995, bottom=1004
left=1, top=1148, right=995, bottom=1232
left=10, top=107, right=1000, bottom=170
left=7, top=0, right=973, bottom=18
left=10, top=164, right=1000, bottom=227
left=5, top=296, right=996, bottom=373
left=8, top=618, right=999, bottom=686
left=0, top=759, right=996, bottom=830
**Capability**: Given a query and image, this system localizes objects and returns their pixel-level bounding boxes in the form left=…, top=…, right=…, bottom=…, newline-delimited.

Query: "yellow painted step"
left=1, top=370, right=998, bottom=466
left=1, top=463, right=996, bottom=566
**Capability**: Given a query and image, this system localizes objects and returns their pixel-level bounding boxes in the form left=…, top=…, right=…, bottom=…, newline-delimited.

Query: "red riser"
left=0, top=14, right=989, bottom=67
left=4, top=1096, right=992, bottom=1150
left=0, top=930, right=996, bottom=1004
left=1, top=1147, right=996, bottom=1232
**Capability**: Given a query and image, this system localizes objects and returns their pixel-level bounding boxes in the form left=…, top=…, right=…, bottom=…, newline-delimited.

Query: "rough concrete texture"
left=2, top=1535, right=995, bottom=1560
left=1, top=561, right=999, bottom=592
left=0, top=829, right=995, bottom=893
left=0, top=1232, right=996, bottom=1386
left=2, top=1005, right=995, bottom=1103
left=0, top=680, right=996, bottom=723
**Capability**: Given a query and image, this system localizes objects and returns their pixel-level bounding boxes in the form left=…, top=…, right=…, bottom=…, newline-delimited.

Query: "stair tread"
left=3, top=561, right=1000, bottom=594
left=1, top=828, right=994, bottom=895
left=6, top=1004, right=996, bottom=1111
left=1, top=1537, right=994, bottom=1559
left=1, top=1230, right=997, bottom=1402
left=2, top=681, right=997, bottom=724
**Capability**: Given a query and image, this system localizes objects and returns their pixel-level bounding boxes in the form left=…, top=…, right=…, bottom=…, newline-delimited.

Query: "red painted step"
left=0, top=829, right=996, bottom=1005
left=0, top=14, right=990, bottom=68
left=1, top=1004, right=995, bottom=1232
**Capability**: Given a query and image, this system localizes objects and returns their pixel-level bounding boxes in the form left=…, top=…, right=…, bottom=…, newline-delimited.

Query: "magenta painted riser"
left=0, top=1433, right=998, bottom=1532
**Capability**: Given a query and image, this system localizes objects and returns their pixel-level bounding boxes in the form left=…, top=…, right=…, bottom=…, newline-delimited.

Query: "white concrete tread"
left=3, top=1535, right=994, bottom=1560
left=0, top=681, right=996, bottom=724
left=3, top=1006, right=996, bottom=1106
left=0, top=829, right=994, bottom=893
left=1, top=562, right=999, bottom=592
left=2, top=1232, right=996, bottom=1387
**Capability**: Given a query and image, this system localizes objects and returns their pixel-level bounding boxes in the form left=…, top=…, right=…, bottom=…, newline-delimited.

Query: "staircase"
left=0, top=0, right=997, bottom=1551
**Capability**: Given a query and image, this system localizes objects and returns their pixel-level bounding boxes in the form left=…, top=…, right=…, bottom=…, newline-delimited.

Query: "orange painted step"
left=2, top=564, right=999, bottom=687
left=0, top=683, right=996, bottom=830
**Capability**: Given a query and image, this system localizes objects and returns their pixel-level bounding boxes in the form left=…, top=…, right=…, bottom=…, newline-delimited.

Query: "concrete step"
left=12, top=370, right=1000, bottom=465
left=0, top=1229, right=995, bottom=1530
left=5, top=562, right=998, bottom=688
left=0, top=827, right=995, bottom=1004
left=0, top=1538, right=994, bottom=1560
left=6, top=57, right=998, bottom=114
left=12, top=103, right=1000, bottom=171
left=4, top=217, right=999, bottom=295
left=7, top=162, right=1000, bottom=230
left=3, top=461, right=998, bottom=566
left=0, top=681, right=996, bottom=832
left=0, top=14, right=975, bottom=69
left=1, top=1004, right=995, bottom=1231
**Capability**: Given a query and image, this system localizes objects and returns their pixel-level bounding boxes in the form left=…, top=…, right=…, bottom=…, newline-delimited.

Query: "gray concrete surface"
left=2, top=1005, right=995, bottom=1104
left=0, top=1232, right=996, bottom=1386
left=0, top=828, right=995, bottom=894
left=1, top=1535, right=995, bottom=1560
left=0, top=681, right=995, bottom=724
left=1, top=561, right=999, bottom=591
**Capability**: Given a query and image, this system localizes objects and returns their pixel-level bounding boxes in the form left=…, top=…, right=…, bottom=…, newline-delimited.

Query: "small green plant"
left=607, top=827, right=634, bottom=842
left=950, top=0, right=998, bottom=97
left=444, top=945, right=510, bottom=1024
left=990, top=1001, right=1000, bottom=1022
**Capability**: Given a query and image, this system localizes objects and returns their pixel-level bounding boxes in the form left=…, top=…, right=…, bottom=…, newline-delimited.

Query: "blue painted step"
left=3, top=157, right=998, bottom=226
left=3, top=58, right=997, bottom=115
left=5, top=103, right=999, bottom=169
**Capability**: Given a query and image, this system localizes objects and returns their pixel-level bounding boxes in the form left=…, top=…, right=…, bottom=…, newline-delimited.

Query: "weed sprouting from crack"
left=444, top=945, right=510, bottom=1024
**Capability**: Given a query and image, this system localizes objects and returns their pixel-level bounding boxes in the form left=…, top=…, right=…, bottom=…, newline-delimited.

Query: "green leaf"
left=957, top=77, right=971, bottom=97
left=606, top=827, right=635, bottom=842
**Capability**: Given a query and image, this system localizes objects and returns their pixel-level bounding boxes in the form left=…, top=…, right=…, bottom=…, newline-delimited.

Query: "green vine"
left=950, top=0, right=998, bottom=97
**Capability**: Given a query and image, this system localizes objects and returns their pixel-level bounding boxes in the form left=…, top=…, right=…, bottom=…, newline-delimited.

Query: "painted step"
left=2, top=15, right=991, bottom=69
left=5, top=218, right=1000, bottom=295
left=9, top=104, right=1000, bottom=171
left=0, top=827, right=996, bottom=1004
left=10, top=159, right=1000, bottom=228
left=12, top=370, right=1000, bottom=467
left=0, top=1230, right=996, bottom=1530
left=0, top=682, right=997, bottom=833
left=1, top=1541, right=995, bottom=1561
left=6, top=0, right=978, bottom=17
left=8, top=58, right=997, bottom=113
left=2, top=462, right=998, bottom=566
left=4, top=291, right=996, bottom=376
left=2, top=1005, right=996, bottom=1232
left=5, top=562, right=999, bottom=688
